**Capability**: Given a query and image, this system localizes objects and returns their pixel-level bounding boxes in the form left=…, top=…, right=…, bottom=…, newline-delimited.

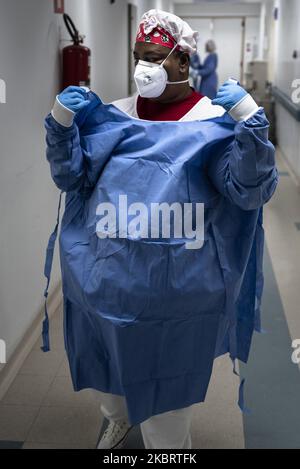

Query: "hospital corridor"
left=1, top=0, right=300, bottom=452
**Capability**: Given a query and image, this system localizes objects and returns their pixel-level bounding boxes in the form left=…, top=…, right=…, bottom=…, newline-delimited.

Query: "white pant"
left=99, top=392, right=194, bottom=449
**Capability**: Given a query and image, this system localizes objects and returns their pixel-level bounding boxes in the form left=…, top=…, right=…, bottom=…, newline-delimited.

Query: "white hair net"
left=138, top=9, right=199, bottom=56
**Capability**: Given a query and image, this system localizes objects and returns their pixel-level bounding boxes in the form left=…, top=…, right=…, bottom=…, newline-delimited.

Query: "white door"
left=213, top=18, right=244, bottom=85
left=184, top=18, right=213, bottom=61
left=181, top=16, right=244, bottom=89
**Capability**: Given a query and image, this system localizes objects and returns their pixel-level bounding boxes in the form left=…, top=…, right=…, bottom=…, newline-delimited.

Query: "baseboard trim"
left=0, top=282, right=62, bottom=401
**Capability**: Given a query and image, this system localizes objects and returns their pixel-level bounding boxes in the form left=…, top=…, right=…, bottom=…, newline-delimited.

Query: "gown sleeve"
left=198, top=54, right=217, bottom=78
left=207, top=108, right=279, bottom=210
left=44, top=98, right=123, bottom=193
left=44, top=115, right=86, bottom=192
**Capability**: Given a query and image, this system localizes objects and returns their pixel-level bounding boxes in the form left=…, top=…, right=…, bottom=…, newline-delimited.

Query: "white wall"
left=155, top=0, right=174, bottom=13
left=131, top=0, right=152, bottom=21
left=0, top=0, right=62, bottom=366
left=244, top=17, right=260, bottom=65
left=274, top=0, right=300, bottom=96
left=273, top=0, right=300, bottom=181
left=0, top=0, right=156, bottom=370
left=265, top=0, right=276, bottom=82
left=86, top=0, right=129, bottom=101
left=130, top=0, right=174, bottom=32
left=174, top=1, right=261, bottom=18
left=276, top=103, right=300, bottom=180
left=63, top=0, right=130, bottom=102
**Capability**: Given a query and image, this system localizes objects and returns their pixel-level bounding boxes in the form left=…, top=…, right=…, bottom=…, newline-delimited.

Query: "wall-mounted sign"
left=54, top=0, right=65, bottom=14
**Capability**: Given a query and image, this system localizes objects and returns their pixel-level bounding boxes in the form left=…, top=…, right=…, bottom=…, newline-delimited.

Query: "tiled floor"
left=1, top=149, right=300, bottom=449
left=0, top=307, right=104, bottom=449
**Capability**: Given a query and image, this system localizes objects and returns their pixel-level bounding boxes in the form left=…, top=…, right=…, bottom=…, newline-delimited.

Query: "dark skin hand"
left=133, top=42, right=193, bottom=104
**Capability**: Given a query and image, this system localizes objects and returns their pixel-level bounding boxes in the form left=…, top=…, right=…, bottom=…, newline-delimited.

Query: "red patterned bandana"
left=135, top=24, right=182, bottom=52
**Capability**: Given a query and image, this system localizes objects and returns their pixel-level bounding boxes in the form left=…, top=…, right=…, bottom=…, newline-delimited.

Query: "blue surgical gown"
left=44, top=90, right=278, bottom=425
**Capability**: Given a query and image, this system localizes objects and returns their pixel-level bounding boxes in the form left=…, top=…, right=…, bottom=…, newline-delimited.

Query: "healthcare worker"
left=43, top=9, right=278, bottom=449
left=190, top=39, right=218, bottom=99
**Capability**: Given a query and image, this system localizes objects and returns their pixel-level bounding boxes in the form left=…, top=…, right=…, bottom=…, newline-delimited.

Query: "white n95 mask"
left=134, top=44, right=189, bottom=99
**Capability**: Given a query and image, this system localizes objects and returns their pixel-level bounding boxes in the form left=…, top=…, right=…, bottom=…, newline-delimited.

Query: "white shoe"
left=97, top=419, right=133, bottom=449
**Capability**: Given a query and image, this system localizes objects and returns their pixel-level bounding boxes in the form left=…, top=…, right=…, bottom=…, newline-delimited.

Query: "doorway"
left=128, top=3, right=138, bottom=96
left=181, top=16, right=249, bottom=86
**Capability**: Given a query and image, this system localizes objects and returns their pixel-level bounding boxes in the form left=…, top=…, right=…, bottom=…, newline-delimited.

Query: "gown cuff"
left=51, top=96, right=75, bottom=128
left=229, top=93, right=260, bottom=122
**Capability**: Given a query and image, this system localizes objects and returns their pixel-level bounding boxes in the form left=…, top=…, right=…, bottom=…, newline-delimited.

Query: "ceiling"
left=172, top=0, right=272, bottom=4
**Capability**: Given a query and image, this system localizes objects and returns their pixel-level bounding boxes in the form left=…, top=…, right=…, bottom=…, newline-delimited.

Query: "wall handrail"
left=272, top=86, right=300, bottom=122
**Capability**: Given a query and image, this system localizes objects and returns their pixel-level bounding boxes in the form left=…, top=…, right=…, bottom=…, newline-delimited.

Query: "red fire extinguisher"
left=62, top=14, right=91, bottom=89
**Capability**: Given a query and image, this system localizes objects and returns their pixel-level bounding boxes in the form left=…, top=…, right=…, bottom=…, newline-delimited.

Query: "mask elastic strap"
left=161, top=42, right=190, bottom=86
left=166, top=79, right=189, bottom=85
left=160, top=42, right=179, bottom=67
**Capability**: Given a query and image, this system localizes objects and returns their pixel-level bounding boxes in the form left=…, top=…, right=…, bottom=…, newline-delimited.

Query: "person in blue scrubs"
left=191, top=39, right=218, bottom=99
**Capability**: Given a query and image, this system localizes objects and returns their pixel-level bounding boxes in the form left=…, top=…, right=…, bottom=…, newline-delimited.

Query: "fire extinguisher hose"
left=63, top=13, right=80, bottom=45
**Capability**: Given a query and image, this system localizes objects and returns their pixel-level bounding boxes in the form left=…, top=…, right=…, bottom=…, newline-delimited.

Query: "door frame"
left=128, top=3, right=138, bottom=96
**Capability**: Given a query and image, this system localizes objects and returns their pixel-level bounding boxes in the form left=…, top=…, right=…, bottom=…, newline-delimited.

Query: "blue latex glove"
left=211, top=79, right=248, bottom=111
left=58, top=86, right=90, bottom=113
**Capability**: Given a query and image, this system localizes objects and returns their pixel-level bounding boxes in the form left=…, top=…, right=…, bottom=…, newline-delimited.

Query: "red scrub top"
left=137, top=88, right=204, bottom=121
